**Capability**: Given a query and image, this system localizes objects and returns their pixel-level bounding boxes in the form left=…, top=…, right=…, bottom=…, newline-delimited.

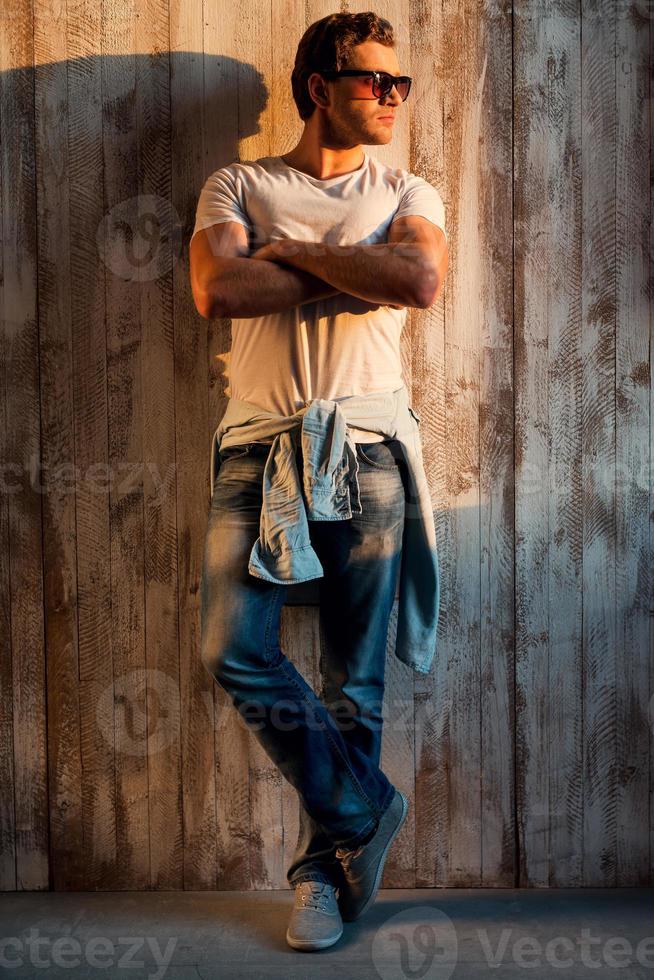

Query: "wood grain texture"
left=411, top=0, right=451, bottom=890
left=1, top=0, right=49, bottom=892
left=0, top=0, right=650, bottom=891
left=515, top=0, right=583, bottom=888
left=35, top=0, right=86, bottom=891
left=425, top=0, right=486, bottom=888
left=614, top=0, right=651, bottom=887
left=139, top=0, right=184, bottom=889
left=102, top=0, right=139, bottom=890
left=580, top=0, right=619, bottom=887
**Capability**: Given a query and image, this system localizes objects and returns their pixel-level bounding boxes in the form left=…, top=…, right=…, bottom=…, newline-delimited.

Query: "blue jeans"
left=200, top=436, right=406, bottom=888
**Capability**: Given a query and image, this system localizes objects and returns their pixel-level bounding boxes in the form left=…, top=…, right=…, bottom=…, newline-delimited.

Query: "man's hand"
left=248, top=243, right=274, bottom=261
left=249, top=240, right=302, bottom=262
left=250, top=238, right=407, bottom=309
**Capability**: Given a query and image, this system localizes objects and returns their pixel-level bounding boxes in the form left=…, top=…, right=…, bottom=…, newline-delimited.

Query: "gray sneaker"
left=336, top=788, right=409, bottom=922
left=286, top=880, right=343, bottom=951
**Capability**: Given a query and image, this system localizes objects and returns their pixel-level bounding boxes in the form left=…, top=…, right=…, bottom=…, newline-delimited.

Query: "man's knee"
left=201, top=634, right=269, bottom=687
left=200, top=637, right=239, bottom=685
left=322, top=690, right=383, bottom=731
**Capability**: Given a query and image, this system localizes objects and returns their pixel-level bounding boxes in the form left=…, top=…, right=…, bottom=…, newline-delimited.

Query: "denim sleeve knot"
left=208, top=384, right=440, bottom=675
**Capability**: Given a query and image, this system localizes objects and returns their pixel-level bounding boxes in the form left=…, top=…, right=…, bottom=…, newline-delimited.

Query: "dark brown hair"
left=290, top=12, right=395, bottom=121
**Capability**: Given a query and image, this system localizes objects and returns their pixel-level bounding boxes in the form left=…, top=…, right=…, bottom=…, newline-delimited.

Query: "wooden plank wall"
left=0, top=0, right=651, bottom=891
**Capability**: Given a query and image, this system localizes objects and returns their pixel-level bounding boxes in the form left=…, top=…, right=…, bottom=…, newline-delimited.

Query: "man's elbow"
left=190, top=252, right=236, bottom=319
left=194, top=286, right=227, bottom=320
left=411, top=268, right=441, bottom=309
left=414, top=246, right=450, bottom=307
left=194, top=293, right=213, bottom=319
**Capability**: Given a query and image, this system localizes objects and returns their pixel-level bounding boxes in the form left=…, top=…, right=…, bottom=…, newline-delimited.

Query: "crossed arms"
left=190, top=215, right=448, bottom=321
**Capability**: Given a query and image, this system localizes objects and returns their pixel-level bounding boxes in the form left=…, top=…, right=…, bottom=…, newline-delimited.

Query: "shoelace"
left=335, top=843, right=365, bottom=871
left=297, top=881, right=335, bottom=912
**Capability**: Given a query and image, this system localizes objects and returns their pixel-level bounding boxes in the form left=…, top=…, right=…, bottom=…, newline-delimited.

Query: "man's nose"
left=381, top=87, right=402, bottom=107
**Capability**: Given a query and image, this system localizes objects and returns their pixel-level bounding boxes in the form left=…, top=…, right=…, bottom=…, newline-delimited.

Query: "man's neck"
left=280, top=145, right=366, bottom=181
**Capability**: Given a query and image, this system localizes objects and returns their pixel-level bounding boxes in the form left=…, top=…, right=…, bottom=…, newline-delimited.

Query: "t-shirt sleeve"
left=393, top=174, right=447, bottom=240
left=191, top=167, right=252, bottom=242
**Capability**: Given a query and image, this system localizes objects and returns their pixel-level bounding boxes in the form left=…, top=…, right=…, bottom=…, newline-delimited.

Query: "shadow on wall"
left=5, top=53, right=379, bottom=608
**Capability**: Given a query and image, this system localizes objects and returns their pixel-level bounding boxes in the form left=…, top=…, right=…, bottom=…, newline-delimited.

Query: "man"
left=189, top=10, right=448, bottom=952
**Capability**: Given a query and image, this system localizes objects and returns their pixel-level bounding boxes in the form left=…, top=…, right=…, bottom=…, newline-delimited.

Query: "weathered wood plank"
left=137, top=0, right=184, bottom=889
left=432, top=0, right=484, bottom=888
left=581, top=0, right=618, bottom=887
left=0, top=0, right=49, bottom=891
left=514, top=0, right=585, bottom=888
left=102, top=0, right=150, bottom=889
left=614, top=0, right=651, bottom=886
left=476, top=0, right=515, bottom=887
left=34, top=0, right=86, bottom=890
left=541, top=0, right=585, bottom=889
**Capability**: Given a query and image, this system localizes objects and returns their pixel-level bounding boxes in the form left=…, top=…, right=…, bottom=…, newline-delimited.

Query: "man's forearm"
left=261, top=240, right=435, bottom=308
left=204, top=257, right=341, bottom=319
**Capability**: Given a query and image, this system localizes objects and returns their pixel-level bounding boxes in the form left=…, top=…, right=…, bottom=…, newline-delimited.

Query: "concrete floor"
left=0, top=888, right=653, bottom=979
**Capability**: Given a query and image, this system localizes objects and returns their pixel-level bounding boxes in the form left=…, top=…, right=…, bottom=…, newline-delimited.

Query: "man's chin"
left=361, top=128, right=391, bottom=142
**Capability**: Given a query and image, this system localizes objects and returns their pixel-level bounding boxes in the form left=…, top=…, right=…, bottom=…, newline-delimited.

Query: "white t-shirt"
left=192, top=151, right=446, bottom=442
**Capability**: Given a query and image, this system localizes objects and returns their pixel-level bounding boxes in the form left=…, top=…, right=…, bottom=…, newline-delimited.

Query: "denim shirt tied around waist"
left=209, top=383, right=440, bottom=675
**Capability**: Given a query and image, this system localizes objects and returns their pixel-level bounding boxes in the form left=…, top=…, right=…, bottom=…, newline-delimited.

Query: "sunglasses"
left=315, top=69, right=412, bottom=102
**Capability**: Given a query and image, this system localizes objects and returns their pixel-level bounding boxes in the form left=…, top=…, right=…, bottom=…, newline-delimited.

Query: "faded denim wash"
left=210, top=383, right=440, bottom=674
left=200, top=435, right=406, bottom=883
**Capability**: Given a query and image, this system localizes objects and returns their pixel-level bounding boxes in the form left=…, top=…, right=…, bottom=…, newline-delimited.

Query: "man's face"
left=312, top=40, right=405, bottom=146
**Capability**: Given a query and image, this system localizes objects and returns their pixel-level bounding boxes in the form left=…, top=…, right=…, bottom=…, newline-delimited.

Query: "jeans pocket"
left=219, top=443, right=252, bottom=463
left=356, top=440, right=398, bottom=471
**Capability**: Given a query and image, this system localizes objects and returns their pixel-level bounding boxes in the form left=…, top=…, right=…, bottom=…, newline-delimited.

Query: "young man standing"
left=190, top=11, right=447, bottom=952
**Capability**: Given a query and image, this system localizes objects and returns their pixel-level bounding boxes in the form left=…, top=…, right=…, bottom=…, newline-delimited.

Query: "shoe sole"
left=340, top=789, right=409, bottom=923
left=285, top=925, right=344, bottom=951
